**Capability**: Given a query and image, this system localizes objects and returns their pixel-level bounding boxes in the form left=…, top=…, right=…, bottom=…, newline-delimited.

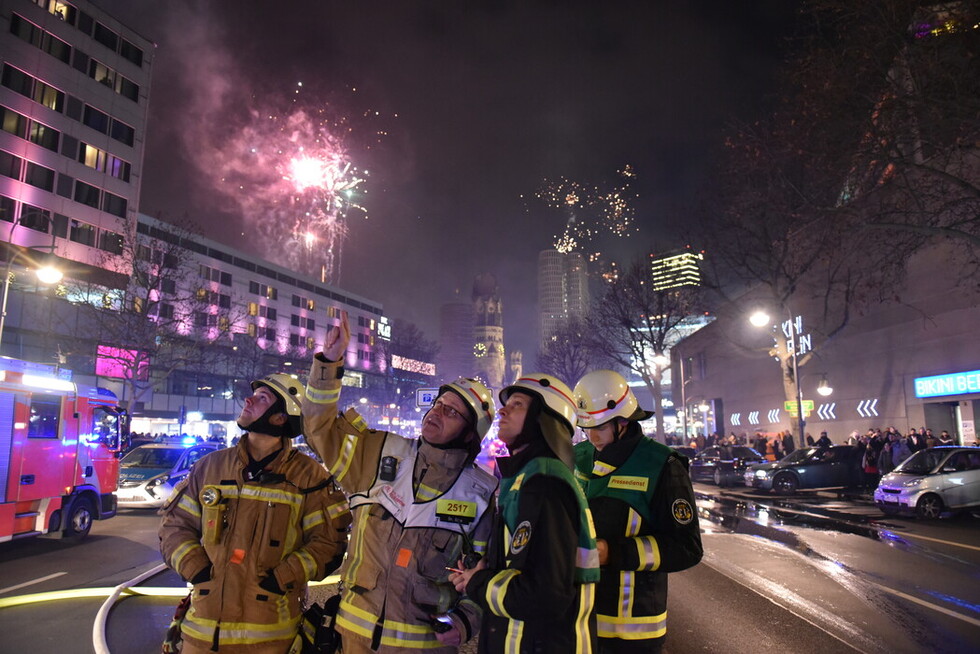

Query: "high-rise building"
left=472, top=272, right=505, bottom=388
left=507, top=349, right=523, bottom=386
left=437, top=295, right=474, bottom=384
left=0, top=0, right=154, bottom=286
left=538, top=248, right=589, bottom=348
left=649, top=247, right=704, bottom=291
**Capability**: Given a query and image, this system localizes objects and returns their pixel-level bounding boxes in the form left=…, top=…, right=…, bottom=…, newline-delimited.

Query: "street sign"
left=784, top=399, right=814, bottom=418
left=416, top=387, right=439, bottom=408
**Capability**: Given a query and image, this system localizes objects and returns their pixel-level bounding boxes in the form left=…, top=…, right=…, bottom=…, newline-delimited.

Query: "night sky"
left=93, top=0, right=799, bottom=362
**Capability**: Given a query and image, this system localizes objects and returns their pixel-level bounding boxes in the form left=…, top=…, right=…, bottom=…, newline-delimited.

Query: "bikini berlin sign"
left=914, top=370, right=980, bottom=398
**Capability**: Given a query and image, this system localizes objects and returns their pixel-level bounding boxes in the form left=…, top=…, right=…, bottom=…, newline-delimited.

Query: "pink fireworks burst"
left=202, top=85, right=367, bottom=283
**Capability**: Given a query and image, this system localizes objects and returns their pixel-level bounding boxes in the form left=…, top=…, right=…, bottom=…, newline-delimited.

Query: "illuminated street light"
left=817, top=375, right=833, bottom=397
left=750, top=310, right=805, bottom=441
left=0, top=216, right=63, bottom=352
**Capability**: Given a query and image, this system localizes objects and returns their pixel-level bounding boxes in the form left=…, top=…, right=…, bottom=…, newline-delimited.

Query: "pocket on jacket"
left=257, top=501, right=292, bottom=570
left=416, top=529, right=460, bottom=580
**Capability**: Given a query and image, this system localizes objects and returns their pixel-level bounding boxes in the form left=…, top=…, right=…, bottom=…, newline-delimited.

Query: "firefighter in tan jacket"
left=160, top=374, right=351, bottom=654
left=303, top=311, right=498, bottom=653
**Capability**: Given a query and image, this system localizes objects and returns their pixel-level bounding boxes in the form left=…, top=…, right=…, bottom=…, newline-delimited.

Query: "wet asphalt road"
left=1, top=484, right=977, bottom=653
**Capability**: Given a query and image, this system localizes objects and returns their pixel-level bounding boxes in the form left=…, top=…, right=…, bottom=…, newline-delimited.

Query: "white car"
left=874, top=446, right=980, bottom=518
left=116, top=442, right=220, bottom=508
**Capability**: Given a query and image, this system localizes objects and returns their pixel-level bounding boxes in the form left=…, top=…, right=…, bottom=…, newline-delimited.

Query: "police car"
left=116, top=442, right=220, bottom=508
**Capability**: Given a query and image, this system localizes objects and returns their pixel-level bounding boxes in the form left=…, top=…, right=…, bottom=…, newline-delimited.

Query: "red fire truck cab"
left=0, top=357, right=127, bottom=542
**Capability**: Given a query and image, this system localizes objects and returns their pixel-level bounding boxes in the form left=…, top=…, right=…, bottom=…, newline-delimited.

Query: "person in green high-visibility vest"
left=450, top=373, right=600, bottom=654
left=572, top=369, right=703, bottom=654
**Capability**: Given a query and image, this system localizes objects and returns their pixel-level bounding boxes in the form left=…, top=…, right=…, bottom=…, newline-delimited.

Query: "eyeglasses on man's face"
left=432, top=398, right=469, bottom=423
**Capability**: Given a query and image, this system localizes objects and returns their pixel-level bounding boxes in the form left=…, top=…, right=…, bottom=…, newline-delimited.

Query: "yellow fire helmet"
left=573, top=369, right=653, bottom=429
left=440, top=377, right=496, bottom=439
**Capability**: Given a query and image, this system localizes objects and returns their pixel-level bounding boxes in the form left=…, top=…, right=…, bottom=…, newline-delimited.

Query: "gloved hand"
left=189, top=564, right=212, bottom=585
left=259, top=570, right=284, bottom=595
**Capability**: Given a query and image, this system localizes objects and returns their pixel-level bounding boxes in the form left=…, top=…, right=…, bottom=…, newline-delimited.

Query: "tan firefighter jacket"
left=159, top=435, right=351, bottom=653
left=304, top=355, right=498, bottom=652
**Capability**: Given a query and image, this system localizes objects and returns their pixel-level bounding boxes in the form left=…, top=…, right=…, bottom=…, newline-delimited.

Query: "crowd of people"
left=670, top=425, right=972, bottom=490
left=156, top=310, right=704, bottom=653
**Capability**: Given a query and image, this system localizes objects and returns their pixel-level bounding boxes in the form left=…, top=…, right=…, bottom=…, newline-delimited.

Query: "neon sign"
left=914, top=369, right=980, bottom=398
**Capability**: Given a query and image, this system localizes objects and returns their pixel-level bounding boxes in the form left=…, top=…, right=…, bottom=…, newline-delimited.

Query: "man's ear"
left=269, top=413, right=288, bottom=426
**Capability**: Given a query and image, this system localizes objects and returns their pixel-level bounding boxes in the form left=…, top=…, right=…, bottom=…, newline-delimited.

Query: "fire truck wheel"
left=63, top=497, right=95, bottom=539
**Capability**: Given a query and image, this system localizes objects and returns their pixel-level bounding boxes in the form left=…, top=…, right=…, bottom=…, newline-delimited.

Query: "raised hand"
left=322, top=310, right=350, bottom=362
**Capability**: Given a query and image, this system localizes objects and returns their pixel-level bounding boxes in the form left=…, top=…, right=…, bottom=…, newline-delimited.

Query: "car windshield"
left=733, top=447, right=763, bottom=459
left=894, top=449, right=946, bottom=474
left=780, top=447, right=818, bottom=464
left=121, top=447, right=183, bottom=468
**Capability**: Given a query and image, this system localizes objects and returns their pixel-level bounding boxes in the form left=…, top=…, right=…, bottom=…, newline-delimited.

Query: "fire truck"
left=0, top=357, right=127, bottom=542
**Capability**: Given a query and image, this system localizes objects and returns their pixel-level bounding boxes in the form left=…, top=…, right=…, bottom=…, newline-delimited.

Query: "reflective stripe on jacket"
left=159, top=436, right=350, bottom=653
left=574, top=436, right=702, bottom=644
left=303, top=355, right=498, bottom=652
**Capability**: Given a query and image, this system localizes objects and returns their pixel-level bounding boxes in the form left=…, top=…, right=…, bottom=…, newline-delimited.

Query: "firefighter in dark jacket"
left=572, top=369, right=703, bottom=654
left=450, top=374, right=600, bottom=654
left=159, top=373, right=351, bottom=654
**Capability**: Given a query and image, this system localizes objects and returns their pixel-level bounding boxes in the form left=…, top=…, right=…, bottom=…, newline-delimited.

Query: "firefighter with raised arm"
left=159, top=374, right=351, bottom=654
left=572, top=369, right=703, bottom=653
left=303, top=311, right=498, bottom=653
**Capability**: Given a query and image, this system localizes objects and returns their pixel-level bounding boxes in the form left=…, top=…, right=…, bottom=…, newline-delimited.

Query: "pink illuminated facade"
left=0, top=1, right=391, bottom=435
left=0, top=0, right=152, bottom=284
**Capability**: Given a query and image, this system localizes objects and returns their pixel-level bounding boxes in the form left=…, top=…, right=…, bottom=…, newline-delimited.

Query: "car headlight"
left=146, top=474, right=170, bottom=493
left=755, top=470, right=769, bottom=478
left=902, top=477, right=924, bottom=487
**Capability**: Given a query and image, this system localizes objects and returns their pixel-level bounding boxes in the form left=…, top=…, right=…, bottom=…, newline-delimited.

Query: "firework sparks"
left=202, top=83, right=372, bottom=283
left=534, top=166, right=638, bottom=255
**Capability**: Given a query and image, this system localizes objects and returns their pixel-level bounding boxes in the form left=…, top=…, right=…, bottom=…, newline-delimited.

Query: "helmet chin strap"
left=613, top=419, right=628, bottom=443
left=238, top=403, right=292, bottom=439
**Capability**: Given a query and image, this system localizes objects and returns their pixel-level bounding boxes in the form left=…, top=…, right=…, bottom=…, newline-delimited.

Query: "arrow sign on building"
left=857, top=398, right=879, bottom=418
left=731, top=413, right=741, bottom=426
left=748, top=411, right=760, bottom=425
left=767, top=408, right=781, bottom=423
left=816, top=403, right=837, bottom=420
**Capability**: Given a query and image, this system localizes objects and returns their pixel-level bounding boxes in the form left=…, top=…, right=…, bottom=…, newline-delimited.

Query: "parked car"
left=673, top=446, right=697, bottom=460
left=744, top=446, right=862, bottom=494
left=873, top=446, right=980, bottom=519
left=691, top=446, right=768, bottom=486
left=116, top=442, right=220, bottom=508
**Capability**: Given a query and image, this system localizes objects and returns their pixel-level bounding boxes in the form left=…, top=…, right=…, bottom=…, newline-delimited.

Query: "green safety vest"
left=573, top=438, right=670, bottom=524
left=499, top=456, right=600, bottom=583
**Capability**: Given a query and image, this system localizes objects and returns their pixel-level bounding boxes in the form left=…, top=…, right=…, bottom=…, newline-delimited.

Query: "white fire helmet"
left=439, top=377, right=496, bottom=439
left=499, top=374, right=578, bottom=435
left=574, top=369, right=653, bottom=428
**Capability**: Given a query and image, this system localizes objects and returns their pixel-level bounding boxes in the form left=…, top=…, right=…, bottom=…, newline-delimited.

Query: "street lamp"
left=697, top=401, right=711, bottom=438
left=749, top=309, right=805, bottom=442
left=817, top=375, right=833, bottom=397
left=0, top=216, right=63, bottom=352
left=675, top=354, right=690, bottom=441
